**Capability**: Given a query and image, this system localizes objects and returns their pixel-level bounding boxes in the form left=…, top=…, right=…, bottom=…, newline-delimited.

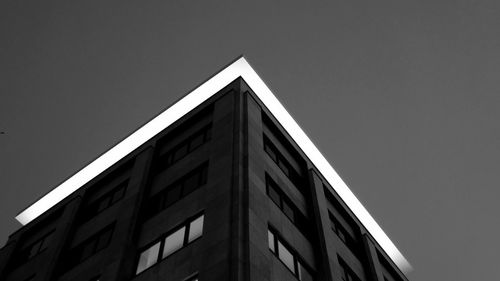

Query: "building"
left=0, top=57, right=410, bottom=281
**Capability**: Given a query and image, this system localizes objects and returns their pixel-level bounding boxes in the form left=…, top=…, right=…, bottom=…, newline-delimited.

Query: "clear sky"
left=1, top=1, right=499, bottom=281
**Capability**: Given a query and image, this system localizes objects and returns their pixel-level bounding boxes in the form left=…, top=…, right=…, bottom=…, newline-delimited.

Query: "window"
left=146, top=164, right=208, bottom=219
left=188, top=215, right=204, bottom=243
left=136, top=213, right=204, bottom=275
left=339, top=257, right=360, bottom=281
left=328, top=211, right=360, bottom=256
left=263, top=135, right=303, bottom=188
left=82, top=180, right=128, bottom=222
left=23, top=275, right=35, bottom=281
left=155, top=125, right=211, bottom=173
left=162, top=227, right=186, bottom=258
left=266, top=175, right=312, bottom=239
left=267, top=228, right=314, bottom=281
left=136, top=242, right=161, bottom=274
left=16, top=230, right=54, bottom=264
left=65, top=224, right=114, bottom=270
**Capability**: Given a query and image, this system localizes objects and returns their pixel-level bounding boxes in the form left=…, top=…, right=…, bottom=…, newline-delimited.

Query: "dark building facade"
left=0, top=58, right=410, bottom=281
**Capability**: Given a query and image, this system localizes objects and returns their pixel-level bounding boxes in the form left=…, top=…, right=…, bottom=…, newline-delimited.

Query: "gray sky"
left=1, top=1, right=499, bottom=280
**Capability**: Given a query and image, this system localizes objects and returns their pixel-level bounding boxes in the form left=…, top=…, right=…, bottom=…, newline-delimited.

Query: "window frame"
left=135, top=212, right=205, bottom=275
left=263, top=135, right=303, bottom=189
left=265, top=175, right=312, bottom=239
left=267, top=227, right=314, bottom=281
left=16, top=230, right=55, bottom=264
left=155, top=124, right=212, bottom=173
left=65, top=223, right=115, bottom=270
left=338, top=256, right=361, bottom=281
left=81, top=179, right=129, bottom=222
left=146, top=163, right=208, bottom=219
left=328, top=211, right=360, bottom=256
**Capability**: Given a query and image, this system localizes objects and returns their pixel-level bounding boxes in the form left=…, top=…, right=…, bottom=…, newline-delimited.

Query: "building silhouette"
left=0, top=57, right=410, bottom=281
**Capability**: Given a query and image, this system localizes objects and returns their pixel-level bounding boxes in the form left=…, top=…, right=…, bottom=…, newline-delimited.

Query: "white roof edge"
left=16, top=57, right=411, bottom=273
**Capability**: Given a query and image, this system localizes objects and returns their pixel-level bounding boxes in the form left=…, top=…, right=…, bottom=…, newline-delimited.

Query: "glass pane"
left=189, top=133, right=204, bottom=150
left=337, top=228, right=347, bottom=244
left=183, top=173, right=199, bottom=195
left=39, top=233, right=52, bottom=252
left=278, top=160, right=290, bottom=177
left=204, top=127, right=211, bottom=141
left=278, top=240, right=295, bottom=273
left=136, top=242, right=160, bottom=275
left=298, top=261, right=313, bottom=281
left=165, top=184, right=182, bottom=207
left=188, top=215, right=204, bottom=243
left=111, top=185, right=126, bottom=203
left=97, top=196, right=112, bottom=212
left=282, top=201, right=295, bottom=223
left=268, top=230, right=275, bottom=252
left=264, top=143, right=278, bottom=162
left=28, top=240, right=43, bottom=258
left=96, top=228, right=112, bottom=251
left=199, top=166, right=208, bottom=185
left=172, top=143, right=189, bottom=162
left=267, top=183, right=281, bottom=207
left=162, top=226, right=186, bottom=258
left=80, top=240, right=95, bottom=261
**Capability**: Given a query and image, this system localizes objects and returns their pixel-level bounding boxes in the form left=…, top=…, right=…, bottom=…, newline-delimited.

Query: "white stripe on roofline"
left=15, top=57, right=411, bottom=273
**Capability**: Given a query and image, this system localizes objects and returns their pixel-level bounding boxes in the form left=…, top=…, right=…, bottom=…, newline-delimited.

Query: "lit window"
left=163, top=226, right=186, bottom=258
left=268, top=230, right=275, bottom=253
left=136, top=242, right=160, bottom=274
left=278, top=240, right=295, bottom=272
left=188, top=215, right=204, bottom=243
left=136, top=214, right=205, bottom=275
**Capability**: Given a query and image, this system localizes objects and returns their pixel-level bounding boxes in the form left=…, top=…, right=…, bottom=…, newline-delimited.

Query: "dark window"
left=282, top=201, right=295, bottom=222
left=23, top=275, right=35, bottom=281
left=146, top=163, right=208, bottom=219
left=328, top=211, right=360, bottom=256
left=266, top=175, right=311, bottom=239
left=16, top=230, right=54, bottom=264
left=136, top=213, right=204, bottom=275
left=82, top=180, right=128, bottom=222
left=263, top=135, right=303, bottom=189
left=65, top=224, right=114, bottom=270
left=155, top=125, right=211, bottom=173
left=339, top=257, right=361, bottom=281
left=268, top=228, right=314, bottom=281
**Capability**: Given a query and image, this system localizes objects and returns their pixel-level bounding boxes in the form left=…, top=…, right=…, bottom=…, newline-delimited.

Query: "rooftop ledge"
left=15, top=56, right=412, bottom=274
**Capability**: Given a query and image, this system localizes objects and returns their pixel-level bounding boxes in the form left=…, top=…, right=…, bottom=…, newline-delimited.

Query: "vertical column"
left=108, top=147, right=154, bottom=281
left=200, top=84, right=238, bottom=281
left=229, top=82, right=246, bottom=281
left=308, top=169, right=336, bottom=281
left=244, top=89, right=274, bottom=281
left=362, top=234, right=385, bottom=281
